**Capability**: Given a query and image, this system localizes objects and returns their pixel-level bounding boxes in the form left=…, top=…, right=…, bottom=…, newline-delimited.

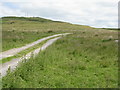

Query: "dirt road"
left=0, top=36, right=64, bottom=77
left=0, top=33, right=70, bottom=60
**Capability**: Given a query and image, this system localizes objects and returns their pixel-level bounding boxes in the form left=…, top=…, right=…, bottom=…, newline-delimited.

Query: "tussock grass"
left=2, top=30, right=118, bottom=88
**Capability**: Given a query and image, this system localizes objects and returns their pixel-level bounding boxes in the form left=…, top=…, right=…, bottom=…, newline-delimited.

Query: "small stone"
left=115, top=40, right=118, bottom=43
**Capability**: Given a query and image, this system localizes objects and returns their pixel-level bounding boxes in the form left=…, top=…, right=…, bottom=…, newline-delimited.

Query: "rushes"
left=2, top=31, right=118, bottom=88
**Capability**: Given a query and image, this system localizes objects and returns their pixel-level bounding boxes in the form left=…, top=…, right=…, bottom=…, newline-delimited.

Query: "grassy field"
left=2, top=30, right=59, bottom=52
left=1, top=17, right=118, bottom=88
left=2, top=17, right=93, bottom=52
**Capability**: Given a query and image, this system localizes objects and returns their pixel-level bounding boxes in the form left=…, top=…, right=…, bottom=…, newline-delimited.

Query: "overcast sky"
left=0, top=0, right=118, bottom=28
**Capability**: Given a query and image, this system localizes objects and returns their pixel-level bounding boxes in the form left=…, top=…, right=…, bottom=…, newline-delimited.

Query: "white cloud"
left=0, top=0, right=118, bottom=28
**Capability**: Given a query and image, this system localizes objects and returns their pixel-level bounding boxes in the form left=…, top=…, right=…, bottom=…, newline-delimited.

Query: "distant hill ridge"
left=2, top=16, right=64, bottom=23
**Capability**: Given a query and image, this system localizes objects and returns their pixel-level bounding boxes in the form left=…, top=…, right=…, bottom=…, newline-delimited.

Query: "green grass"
left=2, top=29, right=118, bottom=88
left=2, top=17, right=93, bottom=52
left=2, top=17, right=93, bottom=32
left=2, top=30, right=59, bottom=52
left=1, top=39, right=46, bottom=64
left=1, top=36, right=59, bottom=64
left=1, top=16, right=118, bottom=88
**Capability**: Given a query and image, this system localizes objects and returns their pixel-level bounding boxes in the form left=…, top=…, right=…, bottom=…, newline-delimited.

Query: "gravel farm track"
left=0, top=33, right=71, bottom=77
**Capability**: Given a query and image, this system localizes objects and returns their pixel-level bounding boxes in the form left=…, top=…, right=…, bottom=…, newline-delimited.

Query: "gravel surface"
left=0, top=33, right=70, bottom=60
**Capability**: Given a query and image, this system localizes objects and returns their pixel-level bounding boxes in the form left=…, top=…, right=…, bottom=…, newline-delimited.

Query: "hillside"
left=2, top=16, right=64, bottom=23
left=1, top=16, right=118, bottom=88
left=2, top=16, right=94, bottom=32
left=2, top=16, right=94, bottom=51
